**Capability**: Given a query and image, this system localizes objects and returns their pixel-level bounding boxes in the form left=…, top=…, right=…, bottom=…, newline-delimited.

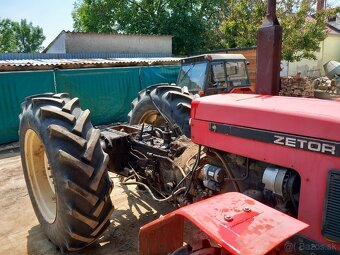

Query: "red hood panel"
left=191, top=94, right=340, bottom=142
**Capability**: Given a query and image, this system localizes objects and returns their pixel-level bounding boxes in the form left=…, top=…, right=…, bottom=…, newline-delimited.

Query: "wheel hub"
left=24, top=129, right=56, bottom=223
left=140, top=110, right=165, bottom=126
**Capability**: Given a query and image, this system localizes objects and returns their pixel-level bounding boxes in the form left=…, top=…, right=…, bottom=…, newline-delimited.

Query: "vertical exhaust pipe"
left=255, top=0, right=282, bottom=95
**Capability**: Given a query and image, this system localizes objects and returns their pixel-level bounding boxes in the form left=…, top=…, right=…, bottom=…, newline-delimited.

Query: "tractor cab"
left=177, top=54, right=252, bottom=96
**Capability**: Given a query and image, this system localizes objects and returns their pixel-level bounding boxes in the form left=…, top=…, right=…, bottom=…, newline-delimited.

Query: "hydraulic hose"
left=184, top=145, right=202, bottom=196
left=122, top=180, right=186, bottom=202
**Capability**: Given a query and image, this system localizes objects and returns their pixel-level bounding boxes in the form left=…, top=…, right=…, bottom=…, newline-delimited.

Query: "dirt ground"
left=0, top=149, right=304, bottom=255
left=0, top=151, right=175, bottom=255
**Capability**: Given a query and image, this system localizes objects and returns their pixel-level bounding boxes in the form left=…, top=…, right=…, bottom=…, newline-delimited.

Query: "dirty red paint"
left=244, top=199, right=255, bottom=205
left=139, top=192, right=308, bottom=255
left=190, top=94, right=340, bottom=250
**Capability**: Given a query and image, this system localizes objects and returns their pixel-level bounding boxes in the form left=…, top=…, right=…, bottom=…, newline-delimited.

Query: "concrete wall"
left=281, top=34, right=340, bottom=77
left=64, top=33, right=172, bottom=54
left=322, top=34, right=340, bottom=64
left=45, top=33, right=66, bottom=54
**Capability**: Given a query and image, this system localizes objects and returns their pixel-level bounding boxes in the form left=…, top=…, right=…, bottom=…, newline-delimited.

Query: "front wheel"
left=20, top=93, right=114, bottom=253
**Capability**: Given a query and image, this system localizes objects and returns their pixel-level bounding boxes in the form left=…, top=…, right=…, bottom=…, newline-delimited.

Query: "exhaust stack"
left=255, top=0, right=282, bottom=95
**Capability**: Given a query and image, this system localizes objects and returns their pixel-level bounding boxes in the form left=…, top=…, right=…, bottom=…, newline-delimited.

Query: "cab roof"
left=181, top=54, right=246, bottom=64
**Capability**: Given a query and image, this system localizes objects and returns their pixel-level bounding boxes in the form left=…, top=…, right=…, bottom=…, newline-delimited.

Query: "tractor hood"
left=191, top=94, right=340, bottom=142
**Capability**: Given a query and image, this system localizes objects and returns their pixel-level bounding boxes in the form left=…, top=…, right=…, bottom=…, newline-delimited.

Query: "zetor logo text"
left=273, top=135, right=336, bottom=155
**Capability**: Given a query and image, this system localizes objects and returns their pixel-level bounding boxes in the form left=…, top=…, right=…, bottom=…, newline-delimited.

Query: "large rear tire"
left=128, top=84, right=193, bottom=137
left=19, top=93, right=114, bottom=253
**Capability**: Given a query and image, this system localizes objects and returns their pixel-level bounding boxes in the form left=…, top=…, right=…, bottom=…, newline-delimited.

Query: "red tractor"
left=174, top=54, right=252, bottom=96
left=19, top=84, right=339, bottom=255
left=128, top=53, right=253, bottom=130
left=18, top=0, right=340, bottom=254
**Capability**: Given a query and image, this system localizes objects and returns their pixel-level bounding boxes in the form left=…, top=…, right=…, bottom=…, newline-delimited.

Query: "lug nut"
left=224, top=215, right=233, bottom=222
left=243, top=207, right=251, bottom=212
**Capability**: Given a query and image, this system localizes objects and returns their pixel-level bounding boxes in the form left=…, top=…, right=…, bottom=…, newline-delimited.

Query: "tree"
left=72, top=0, right=225, bottom=55
left=218, top=1, right=266, bottom=49
left=13, top=19, right=45, bottom=53
left=72, top=0, right=339, bottom=60
left=219, top=0, right=340, bottom=62
left=0, top=18, right=45, bottom=53
left=0, top=19, right=17, bottom=53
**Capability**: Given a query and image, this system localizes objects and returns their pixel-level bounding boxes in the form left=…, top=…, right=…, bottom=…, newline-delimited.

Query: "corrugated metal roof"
left=0, top=52, right=173, bottom=60
left=0, top=57, right=181, bottom=71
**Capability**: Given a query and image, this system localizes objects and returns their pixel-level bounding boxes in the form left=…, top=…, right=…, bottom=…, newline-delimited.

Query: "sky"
left=0, top=0, right=74, bottom=48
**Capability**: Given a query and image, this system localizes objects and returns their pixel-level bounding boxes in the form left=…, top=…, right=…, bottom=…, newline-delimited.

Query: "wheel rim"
left=24, top=129, right=56, bottom=223
left=139, top=110, right=166, bottom=126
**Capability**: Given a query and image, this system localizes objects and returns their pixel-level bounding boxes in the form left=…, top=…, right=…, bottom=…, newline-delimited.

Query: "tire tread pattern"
left=128, top=84, right=193, bottom=137
left=20, top=94, right=113, bottom=252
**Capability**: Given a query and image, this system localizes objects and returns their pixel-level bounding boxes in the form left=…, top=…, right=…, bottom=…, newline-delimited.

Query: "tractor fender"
left=139, top=192, right=308, bottom=255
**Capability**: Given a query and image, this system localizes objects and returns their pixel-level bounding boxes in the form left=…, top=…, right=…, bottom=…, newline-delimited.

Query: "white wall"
left=281, top=34, right=340, bottom=77
left=65, top=33, right=172, bottom=54
left=45, top=33, right=66, bottom=54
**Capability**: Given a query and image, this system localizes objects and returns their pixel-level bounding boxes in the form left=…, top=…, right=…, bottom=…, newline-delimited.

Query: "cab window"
left=177, top=62, right=208, bottom=90
left=211, top=62, right=226, bottom=82
left=211, top=62, right=227, bottom=88
left=210, top=61, right=249, bottom=88
left=226, top=62, right=248, bottom=86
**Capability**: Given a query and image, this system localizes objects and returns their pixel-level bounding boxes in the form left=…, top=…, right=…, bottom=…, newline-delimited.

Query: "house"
left=43, top=31, right=173, bottom=55
left=281, top=13, right=340, bottom=77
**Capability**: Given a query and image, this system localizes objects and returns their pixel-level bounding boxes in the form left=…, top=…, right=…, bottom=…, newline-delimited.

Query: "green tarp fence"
left=0, top=65, right=179, bottom=144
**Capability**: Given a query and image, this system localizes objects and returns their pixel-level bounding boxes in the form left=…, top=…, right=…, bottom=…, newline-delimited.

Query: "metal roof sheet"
left=0, top=52, right=173, bottom=60
left=0, top=57, right=181, bottom=71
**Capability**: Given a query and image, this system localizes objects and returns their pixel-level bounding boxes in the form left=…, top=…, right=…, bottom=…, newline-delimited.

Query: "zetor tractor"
left=18, top=2, right=340, bottom=254
left=19, top=89, right=340, bottom=254
left=128, top=53, right=252, bottom=129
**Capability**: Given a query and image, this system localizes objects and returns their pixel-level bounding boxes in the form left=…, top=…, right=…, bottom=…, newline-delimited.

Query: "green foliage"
left=278, top=0, right=331, bottom=61
left=13, top=19, right=46, bottom=53
left=0, top=19, right=17, bottom=53
left=0, top=18, right=45, bottom=53
left=72, top=0, right=226, bottom=55
left=219, top=1, right=266, bottom=49
left=219, top=0, right=339, bottom=62
left=72, top=0, right=339, bottom=60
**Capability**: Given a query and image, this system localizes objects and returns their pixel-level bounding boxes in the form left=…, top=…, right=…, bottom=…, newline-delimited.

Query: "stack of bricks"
left=279, top=77, right=314, bottom=98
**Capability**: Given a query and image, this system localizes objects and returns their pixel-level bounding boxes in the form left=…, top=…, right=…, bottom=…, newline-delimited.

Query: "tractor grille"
left=322, top=170, right=340, bottom=242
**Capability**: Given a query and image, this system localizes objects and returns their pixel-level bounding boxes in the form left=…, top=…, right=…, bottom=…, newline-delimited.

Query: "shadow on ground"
left=27, top=182, right=172, bottom=255
left=0, top=149, right=20, bottom=160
